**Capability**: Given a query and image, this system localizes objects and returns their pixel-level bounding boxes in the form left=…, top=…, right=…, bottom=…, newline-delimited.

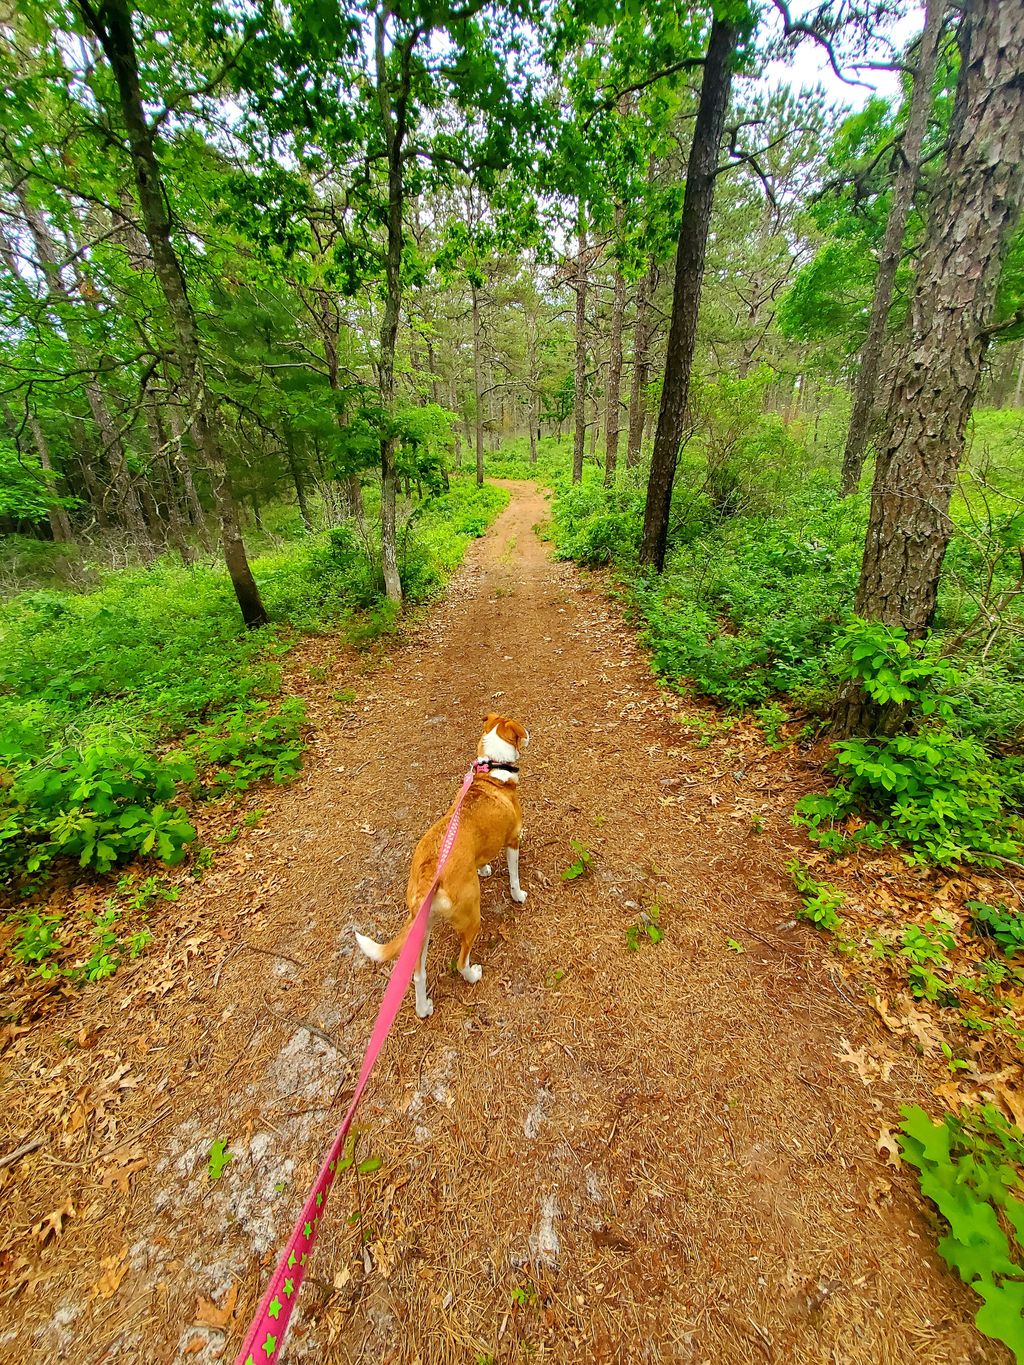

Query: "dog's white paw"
left=461, top=963, right=483, bottom=984
left=511, top=888, right=528, bottom=904
left=416, top=997, right=434, bottom=1019
left=478, top=864, right=492, bottom=877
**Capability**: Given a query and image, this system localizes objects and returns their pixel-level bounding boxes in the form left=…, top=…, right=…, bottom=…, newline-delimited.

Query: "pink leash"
left=234, top=762, right=483, bottom=1364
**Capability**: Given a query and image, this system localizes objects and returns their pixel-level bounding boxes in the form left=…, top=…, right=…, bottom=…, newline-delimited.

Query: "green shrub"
left=0, top=481, right=507, bottom=893
left=1, top=738, right=196, bottom=875
left=796, top=729, right=1024, bottom=868
left=970, top=902, right=1024, bottom=957
left=190, top=698, right=306, bottom=796
left=899, top=1103, right=1024, bottom=1360
left=795, top=621, right=1024, bottom=868
left=786, top=857, right=845, bottom=931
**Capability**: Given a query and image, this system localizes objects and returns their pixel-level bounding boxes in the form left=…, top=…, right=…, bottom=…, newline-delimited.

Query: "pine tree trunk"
left=573, top=210, right=588, bottom=484
left=81, top=0, right=267, bottom=626
left=472, top=281, right=485, bottom=487
left=282, top=425, right=313, bottom=531
left=144, top=399, right=192, bottom=565
left=627, top=259, right=657, bottom=468
left=840, top=0, right=944, bottom=497
left=836, top=0, right=1024, bottom=736
left=639, top=18, right=737, bottom=570
left=604, top=209, right=626, bottom=489
left=27, top=414, right=73, bottom=543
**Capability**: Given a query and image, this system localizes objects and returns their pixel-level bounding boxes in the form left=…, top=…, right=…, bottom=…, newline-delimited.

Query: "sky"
left=761, top=4, right=926, bottom=112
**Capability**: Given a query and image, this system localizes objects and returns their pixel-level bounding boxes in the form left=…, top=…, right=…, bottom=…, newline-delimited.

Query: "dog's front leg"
left=506, top=845, right=527, bottom=904
left=413, top=921, right=433, bottom=1019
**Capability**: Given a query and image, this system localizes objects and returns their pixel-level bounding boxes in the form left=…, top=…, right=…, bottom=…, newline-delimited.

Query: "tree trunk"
left=372, top=18, right=407, bottom=603
left=318, top=289, right=365, bottom=526
left=1015, top=345, right=1024, bottom=407
left=283, top=425, right=313, bottom=532
left=639, top=18, right=737, bottom=570
left=143, top=399, right=193, bottom=565
left=529, top=393, right=538, bottom=466
left=836, top=0, right=1024, bottom=736
left=573, top=209, right=588, bottom=484
left=627, top=259, right=657, bottom=469
left=80, top=0, right=268, bottom=626
left=840, top=0, right=944, bottom=497
left=604, top=209, right=626, bottom=489
left=27, top=414, right=74, bottom=543
left=4, top=206, right=147, bottom=540
left=471, top=281, right=485, bottom=487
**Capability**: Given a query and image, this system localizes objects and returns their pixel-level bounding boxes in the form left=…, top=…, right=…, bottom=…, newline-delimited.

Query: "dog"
left=354, top=714, right=529, bottom=1018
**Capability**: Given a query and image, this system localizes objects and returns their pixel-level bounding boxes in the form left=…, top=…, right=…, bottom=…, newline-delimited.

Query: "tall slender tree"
left=76, top=0, right=269, bottom=627
left=839, top=0, right=946, bottom=497
left=639, top=16, right=738, bottom=570
left=836, top=0, right=1024, bottom=734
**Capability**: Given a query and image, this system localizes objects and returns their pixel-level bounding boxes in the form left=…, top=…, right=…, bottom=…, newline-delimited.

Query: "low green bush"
left=900, top=1103, right=1024, bottom=1360
left=547, top=423, right=1024, bottom=868
left=0, top=478, right=507, bottom=890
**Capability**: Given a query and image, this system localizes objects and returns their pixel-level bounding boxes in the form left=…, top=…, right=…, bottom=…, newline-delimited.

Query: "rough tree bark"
left=79, top=0, right=268, bottom=626
left=836, top=0, right=1024, bottom=735
left=604, top=205, right=626, bottom=488
left=371, top=20, right=407, bottom=600
left=572, top=209, right=588, bottom=484
left=471, top=280, right=485, bottom=487
left=318, top=289, right=365, bottom=525
left=839, top=0, right=945, bottom=497
left=626, top=259, right=657, bottom=468
left=639, top=17, right=737, bottom=570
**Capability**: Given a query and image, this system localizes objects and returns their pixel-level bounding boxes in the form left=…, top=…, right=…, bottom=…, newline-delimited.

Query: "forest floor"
left=0, top=481, right=1006, bottom=1364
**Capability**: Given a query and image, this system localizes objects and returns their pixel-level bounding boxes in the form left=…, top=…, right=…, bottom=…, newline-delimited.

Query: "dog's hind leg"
left=458, top=928, right=482, bottom=984
left=456, top=893, right=482, bottom=984
left=506, top=843, right=527, bottom=904
left=413, top=918, right=433, bottom=1019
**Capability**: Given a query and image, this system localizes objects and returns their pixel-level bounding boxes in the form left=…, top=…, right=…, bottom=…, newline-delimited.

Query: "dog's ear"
left=482, top=712, right=500, bottom=731
left=501, top=719, right=527, bottom=746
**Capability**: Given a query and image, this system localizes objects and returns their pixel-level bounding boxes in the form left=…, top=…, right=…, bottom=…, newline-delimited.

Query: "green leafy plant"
left=207, top=1139, right=234, bottom=1180
left=190, top=698, right=306, bottom=797
left=796, top=728, right=1024, bottom=869
left=900, top=919, right=956, bottom=968
left=9, top=911, right=64, bottom=979
left=626, top=904, right=664, bottom=951
left=726, top=937, right=745, bottom=953
left=899, top=1104, right=1024, bottom=1359
left=561, top=839, right=593, bottom=881
left=970, top=901, right=1024, bottom=957
left=786, top=857, right=845, bottom=932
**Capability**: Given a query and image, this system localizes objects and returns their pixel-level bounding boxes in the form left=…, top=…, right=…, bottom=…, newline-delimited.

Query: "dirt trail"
left=1, top=482, right=1000, bottom=1364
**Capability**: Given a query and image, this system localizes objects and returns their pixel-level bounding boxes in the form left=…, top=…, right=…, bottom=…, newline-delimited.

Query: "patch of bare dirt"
left=0, top=482, right=1004, bottom=1363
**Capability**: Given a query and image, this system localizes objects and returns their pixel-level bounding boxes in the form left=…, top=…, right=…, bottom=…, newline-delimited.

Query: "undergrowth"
left=541, top=410, right=1024, bottom=871
left=900, top=1104, right=1024, bottom=1359
left=0, top=479, right=506, bottom=899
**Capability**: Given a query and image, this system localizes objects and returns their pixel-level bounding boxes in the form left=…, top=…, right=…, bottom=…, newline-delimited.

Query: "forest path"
left=1, top=481, right=999, bottom=1364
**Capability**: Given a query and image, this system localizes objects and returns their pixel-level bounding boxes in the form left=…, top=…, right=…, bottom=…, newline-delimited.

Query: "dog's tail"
left=354, top=924, right=409, bottom=964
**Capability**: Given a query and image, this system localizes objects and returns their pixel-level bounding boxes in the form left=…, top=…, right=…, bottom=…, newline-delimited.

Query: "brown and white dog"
left=354, top=714, right=529, bottom=1018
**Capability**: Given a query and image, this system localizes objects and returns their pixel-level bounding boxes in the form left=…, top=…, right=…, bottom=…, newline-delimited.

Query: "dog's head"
left=479, top=713, right=530, bottom=764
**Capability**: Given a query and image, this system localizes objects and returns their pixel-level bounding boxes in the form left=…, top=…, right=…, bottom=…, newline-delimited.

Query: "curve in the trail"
left=1, top=482, right=999, bottom=1365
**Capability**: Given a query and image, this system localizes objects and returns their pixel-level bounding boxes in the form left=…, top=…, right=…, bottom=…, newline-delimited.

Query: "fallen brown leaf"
left=91, top=1247, right=129, bottom=1299
left=32, top=1199, right=75, bottom=1245
left=196, top=1282, right=239, bottom=1330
